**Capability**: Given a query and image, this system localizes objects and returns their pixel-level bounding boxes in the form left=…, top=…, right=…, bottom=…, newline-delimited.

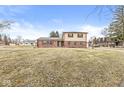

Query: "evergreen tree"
left=56, top=31, right=59, bottom=37
left=50, top=31, right=57, bottom=37
left=107, top=6, right=124, bottom=45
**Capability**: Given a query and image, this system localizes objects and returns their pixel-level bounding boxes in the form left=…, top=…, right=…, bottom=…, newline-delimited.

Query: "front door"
left=57, top=41, right=62, bottom=47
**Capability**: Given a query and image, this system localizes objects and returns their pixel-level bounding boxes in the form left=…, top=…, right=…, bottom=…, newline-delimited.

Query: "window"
left=68, top=33, right=73, bottom=37
left=43, top=40, right=48, bottom=44
left=80, top=42, right=83, bottom=45
left=74, top=42, right=76, bottom=45
left=78, top=33, right=83, bottom=38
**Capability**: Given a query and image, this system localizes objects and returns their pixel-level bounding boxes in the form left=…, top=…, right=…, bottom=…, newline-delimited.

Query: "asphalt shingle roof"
left=37, top=37, right=50, bottom=40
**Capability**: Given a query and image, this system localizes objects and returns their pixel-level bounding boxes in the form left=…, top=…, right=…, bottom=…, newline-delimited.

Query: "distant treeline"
left=0, top=34, right=20, bottom=45
left=0, top=34, right=11, bottom=45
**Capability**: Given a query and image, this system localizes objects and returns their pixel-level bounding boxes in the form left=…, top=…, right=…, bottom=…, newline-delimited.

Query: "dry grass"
left=0, top=48, right=124, bottom=87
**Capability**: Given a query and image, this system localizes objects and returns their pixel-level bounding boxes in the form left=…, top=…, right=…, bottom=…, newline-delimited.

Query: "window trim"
left=68, top=33, right=73, bottom=37
left=78, top=33, right=83, bottom=38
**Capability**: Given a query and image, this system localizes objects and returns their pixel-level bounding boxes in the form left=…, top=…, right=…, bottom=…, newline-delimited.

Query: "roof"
left=37, top=37, right=50, bottom=40
left=50, top=38, right=63, bottom=41
left=37, top=37, right=62, bottom=41
left=63, top=32, right=88, bottom=34
left=22, top=40, right=36, bottom=43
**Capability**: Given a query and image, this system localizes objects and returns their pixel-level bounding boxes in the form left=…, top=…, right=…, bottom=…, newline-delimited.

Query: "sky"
left=0, top=5, right=116, bottom=40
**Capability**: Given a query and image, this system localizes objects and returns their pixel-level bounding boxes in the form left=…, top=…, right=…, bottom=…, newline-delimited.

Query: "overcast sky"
left=0, top=5, right=116, bottom=40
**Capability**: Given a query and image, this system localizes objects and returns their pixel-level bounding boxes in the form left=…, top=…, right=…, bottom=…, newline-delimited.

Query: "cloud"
left=79, top=25, right=106, bottom=40
left=6, top=21, right=48, bottom=40
left=0, top=6, right=29, bottom=18
left=2, top=19, right=106, bottom=41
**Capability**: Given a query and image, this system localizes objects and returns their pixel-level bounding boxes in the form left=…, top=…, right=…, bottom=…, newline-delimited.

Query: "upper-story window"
left=78, top=33, right=83, bottom=38
left=68, top=33, right=73, bottom=37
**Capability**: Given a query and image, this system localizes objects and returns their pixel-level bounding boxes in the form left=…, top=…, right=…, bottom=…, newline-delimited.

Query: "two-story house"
left=62, top=32, right=87, bottom=48
left=37, top=31, right=88, bottom=48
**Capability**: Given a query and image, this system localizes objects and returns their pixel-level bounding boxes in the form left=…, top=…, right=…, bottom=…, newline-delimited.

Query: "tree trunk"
left=122, top=41, right=124, bottom=47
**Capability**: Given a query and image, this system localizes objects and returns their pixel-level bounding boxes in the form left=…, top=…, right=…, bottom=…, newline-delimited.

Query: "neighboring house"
left=37, top=32, right=88, bottom=48
left=21, top=39, right=36, bottom=46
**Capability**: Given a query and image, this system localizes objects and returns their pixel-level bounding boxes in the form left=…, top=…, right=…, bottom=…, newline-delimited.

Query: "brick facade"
left=64, top=41, right=87, bottom=48
left=49, top=40, right=58, bottom=48
left=37, top=40, right=61, bottom=48
left=37, top=40, right=49, bottom=48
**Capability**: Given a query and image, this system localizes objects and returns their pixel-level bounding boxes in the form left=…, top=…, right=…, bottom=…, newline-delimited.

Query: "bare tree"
left=3, top=35, right=9, bottom=45
left=101, top=28, right=108, bottom=37
left=84, top=6, right=117, bottom=24
left=15, top=36, right=22, bottom=45
left=0, top=20, right=14, bottom=32
left=89, top=36, right=96, bottom=49
left=0, top=34, right=2, bottom=41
